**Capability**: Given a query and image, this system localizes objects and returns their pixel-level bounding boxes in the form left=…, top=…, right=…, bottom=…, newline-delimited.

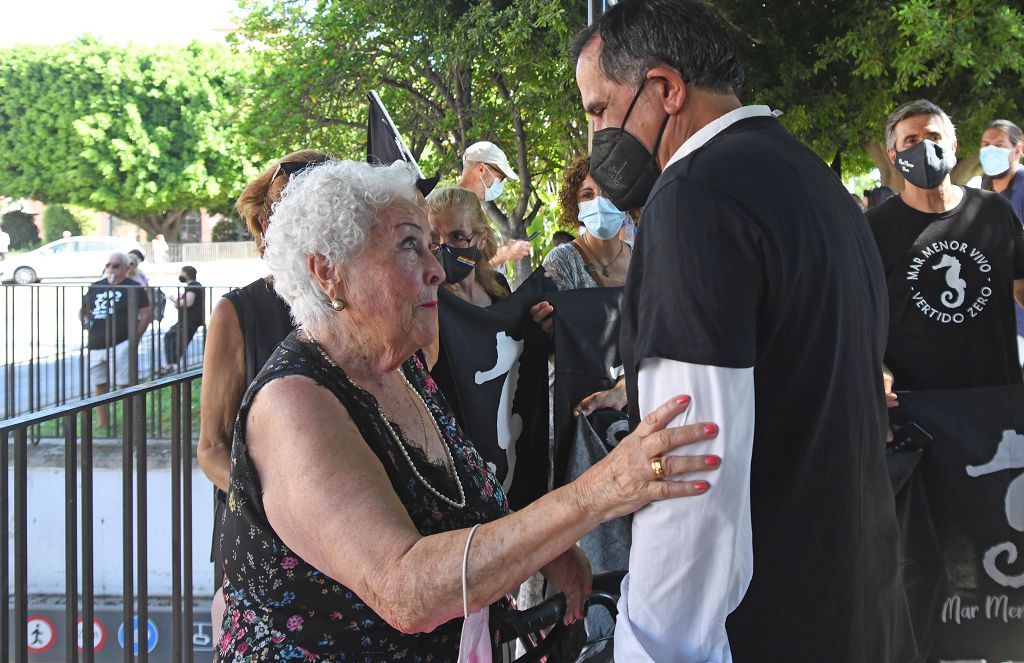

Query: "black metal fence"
left=1, top=369, right=204, bottom=663
left=1, top=283, right=224, bottom=429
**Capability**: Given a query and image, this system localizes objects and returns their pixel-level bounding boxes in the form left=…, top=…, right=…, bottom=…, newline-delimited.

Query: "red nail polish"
left=705, top=455, right=721, bottom=467
left=677, top=395, right=690, bottom=406
left=703, top=423, right=718, bottom=436
left=694, top=481, right=710, bottom=492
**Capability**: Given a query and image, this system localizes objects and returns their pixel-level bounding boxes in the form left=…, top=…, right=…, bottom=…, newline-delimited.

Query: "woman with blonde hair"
left=426, top=186, right=511, bottom=307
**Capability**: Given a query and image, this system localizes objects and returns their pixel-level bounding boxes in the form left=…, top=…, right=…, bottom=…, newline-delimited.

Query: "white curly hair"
left=263, top=159, right=420, bottom=330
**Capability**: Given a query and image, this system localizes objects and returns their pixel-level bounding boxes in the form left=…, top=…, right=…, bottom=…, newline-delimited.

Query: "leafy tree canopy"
left=0, top=40, right=261, bottom=237
left=41, top=204, right=82, bottom=242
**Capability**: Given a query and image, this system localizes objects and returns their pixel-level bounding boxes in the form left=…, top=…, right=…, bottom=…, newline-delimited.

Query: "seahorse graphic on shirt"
left=931, top=254, right=967, bottom=308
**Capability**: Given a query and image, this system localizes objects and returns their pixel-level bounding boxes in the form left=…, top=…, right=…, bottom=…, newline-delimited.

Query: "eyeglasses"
left=105, top=262, right=124, bottom=269
left=429, top=233, right=474, bottom=253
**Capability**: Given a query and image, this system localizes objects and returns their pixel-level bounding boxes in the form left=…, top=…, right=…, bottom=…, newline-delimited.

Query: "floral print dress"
left=217, top=332, right=510, bottom=661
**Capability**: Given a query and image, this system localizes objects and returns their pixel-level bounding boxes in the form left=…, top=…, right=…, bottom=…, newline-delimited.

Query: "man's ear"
left=646, top=65, right=686, bottom=115
left=887, top=148, right=897, bottom=165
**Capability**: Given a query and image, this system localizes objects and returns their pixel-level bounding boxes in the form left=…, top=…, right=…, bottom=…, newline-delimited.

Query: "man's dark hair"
left=569, top=0, right=744, bottom=94
left=128, top=248, right=145, bottom=262
left=181, top=265, right=198, bottom=281
left=986, top=119, right=1023, bottom=146
left=551, top=230, right=576, bottom=246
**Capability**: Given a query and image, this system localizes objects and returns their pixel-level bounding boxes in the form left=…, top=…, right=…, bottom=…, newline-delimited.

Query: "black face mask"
left=433, top=244, right=482, bottom=284
left=589, top=80, right=671, bottom=211
left=178, top=275, right=187, bottom=283
left=893, top=139, right=957, bottom=190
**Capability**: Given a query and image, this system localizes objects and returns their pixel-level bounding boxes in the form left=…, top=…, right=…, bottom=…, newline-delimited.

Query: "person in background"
left=534, top=155, right=635, bottom=414
left=425, top=186, right=512, bottom=308
left=160, top=265, right=205, bottom=373
left=980, top=119, right=1024, bottom=221
left=457, top=140, right=533, bottom=267
left=198, top=149, right=327, bottom=645
left=865, top=186, right=896, bottom=210
left=126, top=249, right=149, bottom=287
left=151, top=233, right=169, bottom=263
left=215, top=157, right=720, bottom=659
left=79, top=252, right=151, bottom=428
left=868, top=101, right=1024, bottom=392
left=0, top=227, right=9, bottom=260
left=551, top=230, right=575, bottom=247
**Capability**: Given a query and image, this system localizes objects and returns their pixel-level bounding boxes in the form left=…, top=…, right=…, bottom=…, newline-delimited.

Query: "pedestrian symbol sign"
left=117, top=617, right=158, bottom=654
left=27, top=615, right=56, bottom=653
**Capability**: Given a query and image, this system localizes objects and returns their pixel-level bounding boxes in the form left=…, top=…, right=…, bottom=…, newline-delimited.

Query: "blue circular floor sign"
left=117, top=617, right=158, bottom=654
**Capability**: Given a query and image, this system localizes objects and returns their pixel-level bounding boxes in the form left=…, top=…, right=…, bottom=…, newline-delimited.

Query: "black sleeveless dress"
left=217, top=331, right=510, bottom=661
left=211, top=278, right=295, bottom=587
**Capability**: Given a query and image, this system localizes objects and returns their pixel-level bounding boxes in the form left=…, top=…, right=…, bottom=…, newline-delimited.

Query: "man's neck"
left=657, top=91, right=743, bottom=169
left=991, top=163, right=1020, bottom=193
left=900, top=180, right=963, bottom=214
left=457, top=172, right=485, bottom=201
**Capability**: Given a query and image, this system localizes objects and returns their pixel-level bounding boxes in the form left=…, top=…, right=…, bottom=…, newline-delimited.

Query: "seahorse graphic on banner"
left=932, top=254, right=967, bottom=308
left=966, top=429, right=1024, bottom=588
left=475, top=332, right=524, bottom=492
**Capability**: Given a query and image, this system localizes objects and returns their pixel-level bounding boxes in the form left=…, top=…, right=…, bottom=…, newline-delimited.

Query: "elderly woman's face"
left=341, top=199, right=443, bottom=350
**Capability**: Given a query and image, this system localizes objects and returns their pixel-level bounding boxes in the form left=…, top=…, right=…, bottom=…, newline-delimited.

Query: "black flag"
left=431, top=268, right=554, bottom=509
left=366, top=90, right=439, bottom=195
left=893, top=387, right=1024, bottom=659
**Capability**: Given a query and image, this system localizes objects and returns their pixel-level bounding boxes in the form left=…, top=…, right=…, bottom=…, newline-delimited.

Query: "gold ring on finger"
left=651, top=456, right=665, bottom=481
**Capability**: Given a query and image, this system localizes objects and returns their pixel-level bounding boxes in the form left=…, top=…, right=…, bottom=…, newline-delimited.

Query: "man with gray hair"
left=980, top=118, right=1024, bottom=221
left=572, top=0, right=913, bottom=660
left=867, top=100, right=1024, bottom=392
left=456, top=140, right=532, bottom=266
left=79, top=252, right=152, bottom=426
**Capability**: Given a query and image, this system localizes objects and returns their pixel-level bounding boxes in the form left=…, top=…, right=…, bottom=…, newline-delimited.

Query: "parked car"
left=0, top=235, right=142, bottom=284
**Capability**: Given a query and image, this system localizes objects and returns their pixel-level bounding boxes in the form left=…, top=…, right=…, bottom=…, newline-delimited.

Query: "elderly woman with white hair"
left=216, top=159, right=721, bottom=660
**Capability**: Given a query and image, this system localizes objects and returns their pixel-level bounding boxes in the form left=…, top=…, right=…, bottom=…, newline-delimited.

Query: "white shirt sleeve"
left=614, top=357, right=755, bottom=663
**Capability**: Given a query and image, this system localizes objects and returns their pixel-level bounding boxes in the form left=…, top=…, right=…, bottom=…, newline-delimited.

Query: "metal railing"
left=166, top=242, right=257, bottom=264
left=1, top=284, right=223, bottom=426
left=2, top=369, right=205, bottom=663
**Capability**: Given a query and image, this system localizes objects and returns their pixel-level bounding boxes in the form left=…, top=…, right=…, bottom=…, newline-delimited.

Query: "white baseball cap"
left=463, top=141, right=519, bottom=181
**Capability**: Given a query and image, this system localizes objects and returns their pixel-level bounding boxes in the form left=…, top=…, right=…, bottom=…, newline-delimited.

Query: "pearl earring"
left=331, top=299, right=345, bottom=311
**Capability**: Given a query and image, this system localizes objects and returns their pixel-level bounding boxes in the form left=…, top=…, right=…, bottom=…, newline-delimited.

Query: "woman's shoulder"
left=543, top=242, right=582, bottom=266
left=542, top=242, right=591, bottom=290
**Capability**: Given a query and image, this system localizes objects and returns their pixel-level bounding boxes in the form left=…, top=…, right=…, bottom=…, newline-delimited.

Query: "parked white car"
left=0, top=235, right=142, bottom=284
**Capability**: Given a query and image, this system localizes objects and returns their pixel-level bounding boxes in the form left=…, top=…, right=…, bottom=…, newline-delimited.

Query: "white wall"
left=13, top=464, right=216, bottom=597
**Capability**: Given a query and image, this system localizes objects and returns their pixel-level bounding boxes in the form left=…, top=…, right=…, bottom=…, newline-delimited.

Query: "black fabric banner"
left=895, top=387, right=1024, bottom=660
left=431, top=268, right=553, bottom=510
left=548, top=287, right=624, bottom=488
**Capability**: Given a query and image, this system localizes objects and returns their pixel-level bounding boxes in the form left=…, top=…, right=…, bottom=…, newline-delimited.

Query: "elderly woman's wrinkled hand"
left=540, top=546, right=592, bottom=625
left=572, top=395, right=719, bottom=523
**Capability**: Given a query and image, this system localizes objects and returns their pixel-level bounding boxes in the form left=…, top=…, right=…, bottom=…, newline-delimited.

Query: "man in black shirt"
left=161, top=265, right=205, bottom=373
left=571, top=1, right=914, bottom=660
left=80, top=252, right=152, bottom=426
left=867, top=100, right=1024, bottom=391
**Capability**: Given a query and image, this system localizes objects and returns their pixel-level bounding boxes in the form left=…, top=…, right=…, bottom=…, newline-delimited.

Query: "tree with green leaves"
left=0, top=40, right=260, bottom=238
left=716, top=0, right=1024, bottom=188
left=41, top=204, right=82, bottom=242
left=233, top=0, right=588, bottom=266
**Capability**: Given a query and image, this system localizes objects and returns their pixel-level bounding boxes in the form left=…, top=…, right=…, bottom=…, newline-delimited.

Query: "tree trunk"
left=951, top=153, right=979, bottom=185
left=124, top=210, right=187, bottom=240
left=865, top=140, right=904, bottom=193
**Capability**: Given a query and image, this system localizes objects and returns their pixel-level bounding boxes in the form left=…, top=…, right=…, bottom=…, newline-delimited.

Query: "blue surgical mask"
left=481, top=169, right=505, bottom=202
left=980, top=145, right=1014, bottom=177
left=578, top=197, right=627, bottom=240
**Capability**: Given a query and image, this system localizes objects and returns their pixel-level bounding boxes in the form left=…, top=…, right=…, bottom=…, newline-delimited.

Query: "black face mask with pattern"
left=589, top=80, right=670, bottom=212
left=433, top=244, right=482, bottom=284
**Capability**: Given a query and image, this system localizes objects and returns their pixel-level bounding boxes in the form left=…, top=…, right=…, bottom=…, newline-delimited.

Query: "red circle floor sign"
left=27, top=615, right=56, bottom=654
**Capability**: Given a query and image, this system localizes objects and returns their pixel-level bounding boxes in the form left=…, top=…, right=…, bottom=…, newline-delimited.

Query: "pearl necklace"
left=304, top=332, right=466, bottom=509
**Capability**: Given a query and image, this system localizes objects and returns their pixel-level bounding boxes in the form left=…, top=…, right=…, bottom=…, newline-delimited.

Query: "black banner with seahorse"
left=893, top=387, right=1024, bottom=659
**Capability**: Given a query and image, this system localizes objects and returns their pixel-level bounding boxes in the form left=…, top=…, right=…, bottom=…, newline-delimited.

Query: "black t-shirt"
left=82, top=277, right=150, bottom=349
left=179, top=280, right=206, bottom=328
left=867, top=187, right=1024, bottom=390
left=620, top=116, right=915, bottom=662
